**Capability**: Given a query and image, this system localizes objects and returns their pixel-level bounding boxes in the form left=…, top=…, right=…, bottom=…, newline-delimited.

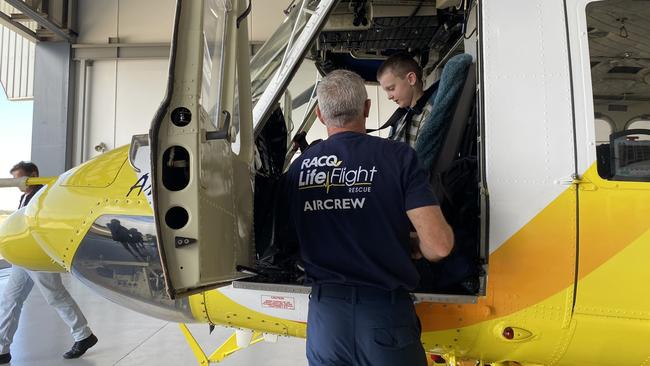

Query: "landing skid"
left=179, top=324, right=270, bottom=364
left=181, top=324, right=503, bottom=365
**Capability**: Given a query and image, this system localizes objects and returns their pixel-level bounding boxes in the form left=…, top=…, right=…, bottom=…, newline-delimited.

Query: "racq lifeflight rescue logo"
left=298, top=154, right=377, bottom=212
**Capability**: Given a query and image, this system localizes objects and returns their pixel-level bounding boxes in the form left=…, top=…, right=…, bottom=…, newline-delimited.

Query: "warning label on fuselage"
left=261, top=295, right=295, bottom=311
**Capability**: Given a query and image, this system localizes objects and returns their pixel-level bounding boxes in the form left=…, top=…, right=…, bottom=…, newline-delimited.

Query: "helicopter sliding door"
left=150, top=0, right=255, bottom=299
left=460, top=0, right=580, bottom=363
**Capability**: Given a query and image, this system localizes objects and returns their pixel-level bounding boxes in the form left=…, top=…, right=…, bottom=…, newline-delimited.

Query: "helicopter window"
left=594, top=118, right=613, bottom=146
left=282, top=61, right=320, bottom=154
left=626, top=119, right=650, bottom=131
left=200, top=0, right=229, bottom=130
left=586, top=0, right=650, bottom=182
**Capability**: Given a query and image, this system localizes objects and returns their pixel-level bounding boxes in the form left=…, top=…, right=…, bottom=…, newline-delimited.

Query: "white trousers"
left=0, top=266, right=92, bottom=354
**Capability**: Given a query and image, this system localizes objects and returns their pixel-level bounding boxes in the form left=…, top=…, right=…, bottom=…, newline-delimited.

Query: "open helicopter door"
left=150, top=0, right=255, bottom=299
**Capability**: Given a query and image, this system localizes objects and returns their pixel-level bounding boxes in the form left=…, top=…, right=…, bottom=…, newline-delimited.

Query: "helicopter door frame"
left=150, top=0, right=255, bottom=299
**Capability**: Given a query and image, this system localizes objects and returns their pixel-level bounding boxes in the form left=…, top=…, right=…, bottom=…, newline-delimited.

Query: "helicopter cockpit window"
left=128, top=134, right=149, bottom=174
left=249, top=1, right=311, bottom=106
left=586, top=0, right=650, bottom=182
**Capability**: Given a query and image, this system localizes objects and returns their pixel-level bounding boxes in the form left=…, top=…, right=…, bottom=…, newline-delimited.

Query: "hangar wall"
left=71, top=0, right=175, bottom=165
left=71, top=0, right=397, bottom=166
left=32, top=42, right=74, bottom=176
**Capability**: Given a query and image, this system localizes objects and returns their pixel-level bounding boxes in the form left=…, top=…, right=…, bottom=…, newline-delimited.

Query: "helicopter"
left=2, top=0, right=650, bottom=364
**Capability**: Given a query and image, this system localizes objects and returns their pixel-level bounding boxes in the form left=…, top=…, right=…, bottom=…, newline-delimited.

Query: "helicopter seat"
left=413, top=53, right=481, bottom=294
left=415, top=53, right=474, bottom=170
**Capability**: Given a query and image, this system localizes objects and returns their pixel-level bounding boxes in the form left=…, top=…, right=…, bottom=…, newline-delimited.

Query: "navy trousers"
left=306, top=284, right=427, bottom=366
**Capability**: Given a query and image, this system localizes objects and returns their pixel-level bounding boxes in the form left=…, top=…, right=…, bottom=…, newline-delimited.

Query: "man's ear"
left=315, top=105, right=326, bottom=126
left=364, top=99, right=371, bottom=118
left=407, top=71, right=417, bottom=86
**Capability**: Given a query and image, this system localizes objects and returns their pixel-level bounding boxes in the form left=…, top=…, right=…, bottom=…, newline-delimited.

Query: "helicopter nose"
left=0, top=209, right=65, bottom=272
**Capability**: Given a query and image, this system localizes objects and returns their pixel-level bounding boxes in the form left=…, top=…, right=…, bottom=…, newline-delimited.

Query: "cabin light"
left=502, top=327, right=515, bottom=340
left=588, top=31, right=608, bottom=39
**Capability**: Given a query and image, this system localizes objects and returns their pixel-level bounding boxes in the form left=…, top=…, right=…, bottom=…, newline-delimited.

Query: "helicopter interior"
left=245, top=0, right=486, bottom=297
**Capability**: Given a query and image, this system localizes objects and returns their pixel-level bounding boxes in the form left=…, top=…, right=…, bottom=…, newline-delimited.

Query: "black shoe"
left=63, top=334, right=98, bottom=359
left=0, top=353, right=10, bottom=364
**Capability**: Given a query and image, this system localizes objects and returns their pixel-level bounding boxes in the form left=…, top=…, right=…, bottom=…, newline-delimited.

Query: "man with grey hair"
left=314, top=70, right=369, bottom=128
left=283, top=70, right=453, bottom=366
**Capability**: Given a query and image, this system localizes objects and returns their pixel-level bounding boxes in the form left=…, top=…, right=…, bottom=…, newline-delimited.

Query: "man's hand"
left=406, top=205, right=453, bottom=262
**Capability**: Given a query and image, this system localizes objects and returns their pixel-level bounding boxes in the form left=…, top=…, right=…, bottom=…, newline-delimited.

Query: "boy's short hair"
left=10, top=161, right=39, bottom=176
left=376, top=53, right=423, bottom=82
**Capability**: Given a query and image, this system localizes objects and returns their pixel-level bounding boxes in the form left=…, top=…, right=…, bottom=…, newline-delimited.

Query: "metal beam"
left=10, top=13, right=40, bottom=22
left=5, top=0, right=75, bottom=42
left=71, top=43, right=171, bottom=61
left=0, top=11, right=38, bottom=42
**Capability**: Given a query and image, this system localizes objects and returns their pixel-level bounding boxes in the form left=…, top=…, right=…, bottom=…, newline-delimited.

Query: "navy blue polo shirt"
left=285, top=131, right=437, bottom=291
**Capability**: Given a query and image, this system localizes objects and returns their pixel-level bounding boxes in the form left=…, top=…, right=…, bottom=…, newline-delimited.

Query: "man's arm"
left=407, top=205, right=453, bottom=262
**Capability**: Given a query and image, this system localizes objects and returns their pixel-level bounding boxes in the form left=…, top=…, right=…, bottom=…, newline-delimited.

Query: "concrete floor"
left=0, top=268, right=308, bottom=366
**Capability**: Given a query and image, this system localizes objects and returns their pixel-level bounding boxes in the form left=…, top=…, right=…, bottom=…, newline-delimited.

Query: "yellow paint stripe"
left=577, top=166, right=650, bottom=280
left=419, top=164, right=650, bottom=332
left=574, top=227, right=650, bottom=318
left=418, top=188, right=577, bottom=331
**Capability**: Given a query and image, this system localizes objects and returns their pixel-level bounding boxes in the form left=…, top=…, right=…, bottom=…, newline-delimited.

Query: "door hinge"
left=555, top=174, right=597, bottom=191
left=554, top=174, right=580, bottom=186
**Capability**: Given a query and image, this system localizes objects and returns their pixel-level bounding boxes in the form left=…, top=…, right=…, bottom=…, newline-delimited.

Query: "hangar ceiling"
left=0, top=0, right=294, bottom=44
left=0, top=0, right=75, bottom=42
left=0, top=0, right=74, bottom=99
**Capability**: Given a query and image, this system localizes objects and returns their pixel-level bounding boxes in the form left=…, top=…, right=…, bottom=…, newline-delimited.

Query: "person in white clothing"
left=0, top=161, right=98, bottom=364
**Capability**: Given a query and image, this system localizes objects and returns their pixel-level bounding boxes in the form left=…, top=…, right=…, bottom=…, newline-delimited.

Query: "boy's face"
left=378, top=70, right=417, bottom=109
